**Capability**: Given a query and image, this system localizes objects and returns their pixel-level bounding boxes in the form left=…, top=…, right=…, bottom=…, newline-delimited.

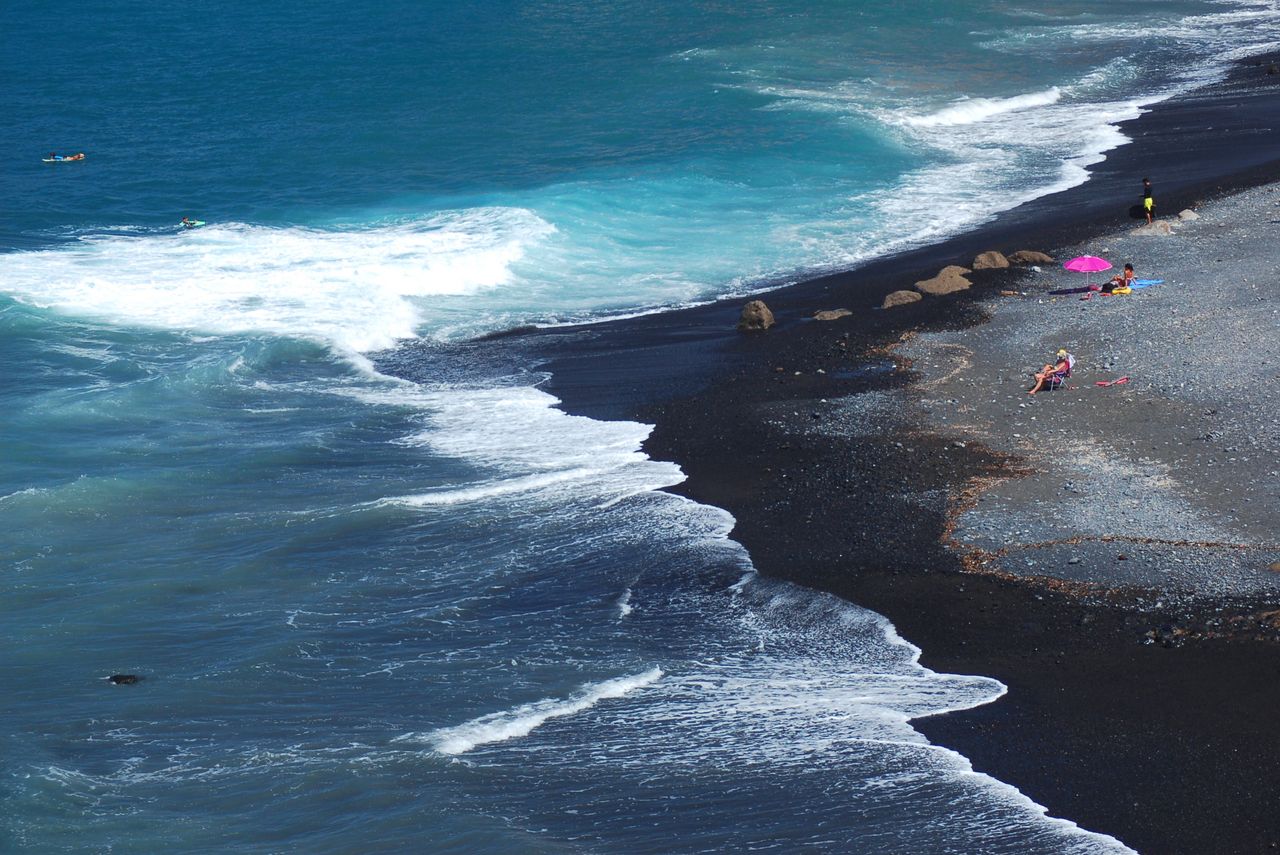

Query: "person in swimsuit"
left=1103, top=263, right=1136, bottom=293
left=1029, top=349, right=1074, bottom=395
left=1143, top=177, right=1155, bottom=224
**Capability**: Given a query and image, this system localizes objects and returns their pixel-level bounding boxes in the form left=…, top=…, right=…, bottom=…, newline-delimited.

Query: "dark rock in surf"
left=737, top=300, right=775, bottom=331
left=813, top=308, right=852, bottom=321
left=108, top=674, right=141, bottom=685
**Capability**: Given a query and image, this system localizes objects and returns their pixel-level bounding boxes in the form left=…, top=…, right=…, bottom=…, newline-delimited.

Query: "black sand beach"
left=398, top=55, right=1280, bottom=854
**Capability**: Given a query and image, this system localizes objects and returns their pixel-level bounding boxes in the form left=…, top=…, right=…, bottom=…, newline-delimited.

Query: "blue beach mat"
left=1131, top=278, right=1164, bottom=289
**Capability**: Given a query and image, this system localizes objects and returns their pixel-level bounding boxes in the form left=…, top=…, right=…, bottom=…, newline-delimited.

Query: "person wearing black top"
left=1143, top=177, right=1155, bottom=224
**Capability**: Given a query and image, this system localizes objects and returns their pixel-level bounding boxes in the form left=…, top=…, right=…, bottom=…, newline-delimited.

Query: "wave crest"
left=0, top=209, right=555, bottom=354
left=905, top=87, right=1062, bottom=127
left=403, top=668, right=663, bottom=755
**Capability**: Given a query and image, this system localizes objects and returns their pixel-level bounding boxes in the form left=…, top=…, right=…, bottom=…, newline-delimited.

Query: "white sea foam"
left=982, top=1, right=1280, bottom=71
left=0, top=209, right=553, bottom=354
left=729, top=65, right=1155, bottom=280
left=784, top=70, right=1145, bottom=267
left=584, top=575, right=1131, bottom=851
left=335, top=379, right=686, bottom=508
left=904, top=87, right=1062, bottom=127
left=377, top=467, right=616, bottom=507
left=0, top=487, right=47, bottom=504
left=405, top=667, right=663, bottom=755
left=616, top=587, right=634, bottom=619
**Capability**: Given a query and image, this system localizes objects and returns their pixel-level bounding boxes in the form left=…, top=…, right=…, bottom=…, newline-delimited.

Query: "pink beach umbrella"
left=1063, top=255, right=1112, bottom=287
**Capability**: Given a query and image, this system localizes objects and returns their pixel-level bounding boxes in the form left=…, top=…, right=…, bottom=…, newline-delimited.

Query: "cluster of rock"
left=737, top=247, right=1058, bottom=327
left=880, top=249, right=1053, bottom=309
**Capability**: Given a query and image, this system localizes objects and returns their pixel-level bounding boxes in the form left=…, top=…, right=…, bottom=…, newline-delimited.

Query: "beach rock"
left=972, top=250, right=1010, bottom=269
left=108, top=674, right=141, bottom=685
left=1008, top=250, right=1054, bottom=265
left=915, top=267, right=972, bottom=296
left=1131, top=221, right=1174, bottom=236
left=882, top=290, right=923, bottom=309
left=813, top=308, right=852, bottom=321
left=1178, top=209, right=1200, bottom=221
left=1145, top=624, right=1185, bottom=648
left=737, top=300, right=775, bottom=331
left=1267, top=64, right=1279, bottom=75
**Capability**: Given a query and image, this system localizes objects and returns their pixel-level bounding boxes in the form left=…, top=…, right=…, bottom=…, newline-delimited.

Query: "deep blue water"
left=4, top=1, right=1279, bottom=851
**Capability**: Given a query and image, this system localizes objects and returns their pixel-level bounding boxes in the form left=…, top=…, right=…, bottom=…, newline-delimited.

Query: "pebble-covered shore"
left=902, top=183, right=1280, bottom=600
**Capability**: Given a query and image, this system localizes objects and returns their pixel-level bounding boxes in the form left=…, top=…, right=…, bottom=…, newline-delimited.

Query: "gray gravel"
left=900, top=183, right=1280, bottom=597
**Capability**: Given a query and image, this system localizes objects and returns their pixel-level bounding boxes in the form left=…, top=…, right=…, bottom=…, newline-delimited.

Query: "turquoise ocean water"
left=4, top=2, right=1278, bottom=851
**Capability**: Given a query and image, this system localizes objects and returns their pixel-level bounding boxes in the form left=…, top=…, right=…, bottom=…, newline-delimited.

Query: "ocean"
left=4, top=1, right=1278, bottom=851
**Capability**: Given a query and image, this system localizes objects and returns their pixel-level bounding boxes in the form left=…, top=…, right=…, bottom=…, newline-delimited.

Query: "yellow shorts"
left=1144, top=197, right=1154, bottom=211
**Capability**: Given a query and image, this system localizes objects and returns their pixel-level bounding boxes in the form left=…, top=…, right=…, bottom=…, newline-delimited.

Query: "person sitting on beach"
left=1102, top=263, right=1136, bottom=293
left=1029, top=348, right=1074, bottom=395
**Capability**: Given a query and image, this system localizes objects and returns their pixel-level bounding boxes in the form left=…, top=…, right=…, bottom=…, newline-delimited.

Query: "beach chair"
left=1047, top=354, right=1075, bottom=391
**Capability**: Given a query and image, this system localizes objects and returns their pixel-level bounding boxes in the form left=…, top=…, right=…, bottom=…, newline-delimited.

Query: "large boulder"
left=883, top=290, right=923, bottom=309
left=972, top=250, right=1010, bottom=270
left=1008, top=250, right=1054, bottom=265
left=1178, top=209, right=1200, bottom=221
left=1132, top=221, right=1174, bottom=236
left=915, top=266, right=972, bottom=296
left=737, top=300, right=775, bottom=331
left=813, top=308, right=852, bottom=321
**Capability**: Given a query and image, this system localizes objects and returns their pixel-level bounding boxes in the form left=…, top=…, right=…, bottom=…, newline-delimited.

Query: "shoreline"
left=514, top=51, right=1280, bottom=853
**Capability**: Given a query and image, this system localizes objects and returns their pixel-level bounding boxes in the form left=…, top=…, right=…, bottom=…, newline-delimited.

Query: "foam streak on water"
left=404, top=667, right=664, bottom=755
